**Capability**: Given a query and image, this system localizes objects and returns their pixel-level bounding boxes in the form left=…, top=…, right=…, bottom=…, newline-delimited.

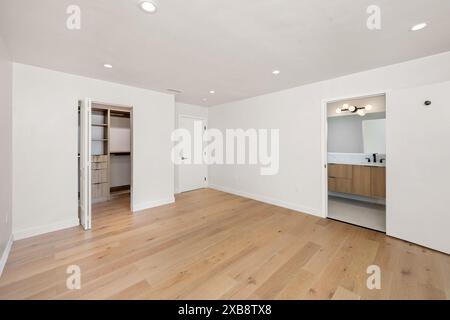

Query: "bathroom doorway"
left=323, top=94, right=386, bottom=232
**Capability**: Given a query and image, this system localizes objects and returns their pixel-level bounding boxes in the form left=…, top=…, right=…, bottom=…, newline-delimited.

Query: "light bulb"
left=342, top=104, right=349, bottom=109
left=336, top=108, right=342, bottom=114
left=365, top=104, right=373, bottom=111
left=348, top=106, right=356, bottom=112
left=358, top=109, right=366, bottom=116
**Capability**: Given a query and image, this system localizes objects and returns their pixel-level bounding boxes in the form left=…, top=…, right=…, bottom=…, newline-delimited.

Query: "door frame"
left=176, top=114, right=208, bottom=194
left=79, top=98, right=92, bottom=230
left=79, top=99, right=134, bottom=230
left=320, top=90, right=389, bottom=221
left=91, top=101, right=134, bottom=212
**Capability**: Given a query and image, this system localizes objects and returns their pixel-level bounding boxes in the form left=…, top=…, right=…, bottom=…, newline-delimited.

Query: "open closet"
left=78, top=100, right=132, bottom=230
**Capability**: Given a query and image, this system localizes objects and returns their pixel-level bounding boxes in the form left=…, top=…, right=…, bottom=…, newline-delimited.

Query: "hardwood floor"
left=0, top=189, right=449, bottom=300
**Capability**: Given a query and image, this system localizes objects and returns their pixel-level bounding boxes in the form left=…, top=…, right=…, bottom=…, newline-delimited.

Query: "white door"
left=79, top=98, right=92, bottom=230
left=388, top=81, right=450, bottom=254
left=178, top=116, right=208, bottom=193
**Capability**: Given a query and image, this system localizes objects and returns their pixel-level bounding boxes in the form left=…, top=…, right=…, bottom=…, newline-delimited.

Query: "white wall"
left=176, top=102, right=209, bottom=120
left=174, top=102, right=208, bottom=193
left=209, top=51, right=450, bottom=252
left=13, top=64, right=175, bottom=239
left=0, top=37, right=13, bottom=274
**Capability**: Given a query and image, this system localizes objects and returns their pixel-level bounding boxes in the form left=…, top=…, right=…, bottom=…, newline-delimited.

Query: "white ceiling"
left=1, top=0, right=449, bottom=107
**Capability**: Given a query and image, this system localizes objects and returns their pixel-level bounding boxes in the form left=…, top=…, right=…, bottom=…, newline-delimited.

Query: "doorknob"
left=181, top=157, right=188, bottom=160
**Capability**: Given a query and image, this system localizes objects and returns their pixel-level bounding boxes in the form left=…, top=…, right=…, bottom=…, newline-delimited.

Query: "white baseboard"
left=209, top=184, right=322, bottom=218
left=13, top=218, right=80, bottom=241
left=133, top=196, right=175, bottom=213
left=0, top=234, right=14, bottom=277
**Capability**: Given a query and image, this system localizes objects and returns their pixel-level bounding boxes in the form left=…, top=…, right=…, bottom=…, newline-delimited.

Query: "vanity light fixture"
left=336, top=103, right=372, bottom=116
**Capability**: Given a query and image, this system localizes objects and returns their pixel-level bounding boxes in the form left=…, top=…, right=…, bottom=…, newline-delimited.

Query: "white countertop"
left=329, top=162, right=386, bottom=167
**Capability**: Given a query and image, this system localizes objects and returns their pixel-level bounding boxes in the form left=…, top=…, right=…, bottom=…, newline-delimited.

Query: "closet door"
left=79, top=98, right=92, bottom=230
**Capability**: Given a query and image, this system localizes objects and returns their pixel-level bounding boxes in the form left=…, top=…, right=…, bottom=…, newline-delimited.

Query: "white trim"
left=132, top=196, right=175, bottom=213
left=209, top=184, right=322, bottom=218
left=178, top=114, right=208, bottom=121
left=13, top=218, right=80, bottom=241
left=0, top=234, right=13, bottom=278
left=321, top=91, right=388, bottom=219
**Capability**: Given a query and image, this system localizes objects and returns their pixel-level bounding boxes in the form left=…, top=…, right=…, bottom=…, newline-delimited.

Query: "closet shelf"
left=92, top=123, right=108, bottom=127
left=92, top=139, right=109, bottom=141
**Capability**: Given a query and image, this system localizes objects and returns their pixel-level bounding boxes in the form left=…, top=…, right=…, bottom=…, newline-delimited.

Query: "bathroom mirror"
left=327, top=112, right=386, bottom=154
left=362, top=119, right=386, bottom=154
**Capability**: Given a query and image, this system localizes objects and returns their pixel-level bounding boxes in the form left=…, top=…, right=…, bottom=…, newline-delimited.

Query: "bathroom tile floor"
left=328, top=196, right=386, bottom=232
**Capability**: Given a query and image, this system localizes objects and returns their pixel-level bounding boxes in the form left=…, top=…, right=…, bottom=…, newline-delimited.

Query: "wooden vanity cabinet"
left=328, top=164, right=352, bottom=194
left=351, top=166, right=372, bottom=197
left=328, top=164, right=386, bottom=199
left=371, top=167, right=386, bottom=199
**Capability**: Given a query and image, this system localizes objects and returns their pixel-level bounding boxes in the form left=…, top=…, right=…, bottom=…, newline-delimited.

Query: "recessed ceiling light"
left=272, top=70, right=280, bottom=75
left=104, top=64, right=113, bottom=69
left=202, top=98, right=208, bottom=102
left=411, top=23, right=427, bottom=31
left=140, top=1, right=157, bottom=13
left=209, top=90, right=215, bottom=94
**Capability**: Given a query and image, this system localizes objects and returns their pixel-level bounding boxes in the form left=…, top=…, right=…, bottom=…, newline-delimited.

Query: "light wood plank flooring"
left=0, top=189, right=449, bottom=300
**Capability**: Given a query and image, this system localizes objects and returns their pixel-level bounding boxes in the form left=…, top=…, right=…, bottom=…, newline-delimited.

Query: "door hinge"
left=204, top=177, right=207, bottom=181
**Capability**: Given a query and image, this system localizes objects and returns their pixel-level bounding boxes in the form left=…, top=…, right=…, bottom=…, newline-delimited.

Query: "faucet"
left=372, top=153, right=377, bottom=163
left=365, top=157, right=371, bottom=163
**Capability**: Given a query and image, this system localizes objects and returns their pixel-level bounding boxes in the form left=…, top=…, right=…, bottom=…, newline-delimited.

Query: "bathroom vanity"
left=328, top=163, right=386, bottom=199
